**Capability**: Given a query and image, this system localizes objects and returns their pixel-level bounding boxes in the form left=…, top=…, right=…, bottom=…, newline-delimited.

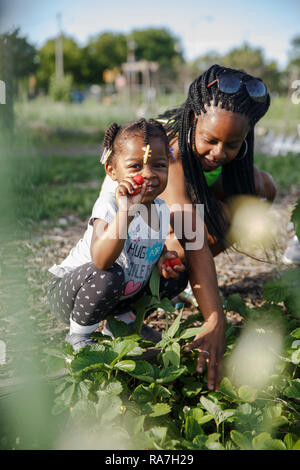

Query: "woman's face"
left=193, top=106, right=250, bottom=172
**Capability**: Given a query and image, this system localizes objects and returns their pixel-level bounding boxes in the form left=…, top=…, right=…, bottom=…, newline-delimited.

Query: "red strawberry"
left=133, top=174, right=144, bottom=185
left=164, top=257, right=181, bottom=268
left=132, top=175, right=144, bottom=195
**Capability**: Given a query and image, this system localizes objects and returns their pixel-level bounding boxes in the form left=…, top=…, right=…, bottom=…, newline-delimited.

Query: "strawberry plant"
left=44, top=200, right=300, bottom=450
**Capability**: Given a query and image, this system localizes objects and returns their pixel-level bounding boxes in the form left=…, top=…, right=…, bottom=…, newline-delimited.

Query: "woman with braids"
left=100, top=64, right=276, bottom=391
left=47, top=118, right=187, bottom=350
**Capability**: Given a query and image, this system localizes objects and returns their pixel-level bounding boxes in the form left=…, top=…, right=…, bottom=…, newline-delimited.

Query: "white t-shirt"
left=48, top=188, right=170, bottom=300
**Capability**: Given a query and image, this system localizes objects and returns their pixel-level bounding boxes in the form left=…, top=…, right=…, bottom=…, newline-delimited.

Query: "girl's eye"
left=129, top=164, right=141, bottom=169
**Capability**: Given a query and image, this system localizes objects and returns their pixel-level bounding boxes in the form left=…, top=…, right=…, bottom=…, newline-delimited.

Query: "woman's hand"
left=158, top=250, right=185, bottom=279
left=185, top=312, right=226, bottom=391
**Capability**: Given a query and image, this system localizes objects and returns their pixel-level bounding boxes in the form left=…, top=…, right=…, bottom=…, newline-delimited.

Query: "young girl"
left=47, top=118, right=187, bottom=350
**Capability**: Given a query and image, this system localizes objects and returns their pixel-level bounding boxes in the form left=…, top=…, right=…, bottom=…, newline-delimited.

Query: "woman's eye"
left=203, top=137, right=217, bottom=145
left=227, top=143, right=240, bottom=150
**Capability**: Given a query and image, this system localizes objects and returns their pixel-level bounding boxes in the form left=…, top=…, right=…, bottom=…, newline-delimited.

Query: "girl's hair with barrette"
left=101, top=118, right=172, bottom=165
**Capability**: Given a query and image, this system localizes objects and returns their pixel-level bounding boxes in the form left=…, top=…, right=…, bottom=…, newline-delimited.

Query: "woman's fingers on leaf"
left=207, top=353, right=217, bottom=391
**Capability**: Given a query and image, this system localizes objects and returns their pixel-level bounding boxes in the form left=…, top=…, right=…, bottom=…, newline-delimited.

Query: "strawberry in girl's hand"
left=164, top=257, right=181, bottom=268
left=132, top=174, right=144, bottom=195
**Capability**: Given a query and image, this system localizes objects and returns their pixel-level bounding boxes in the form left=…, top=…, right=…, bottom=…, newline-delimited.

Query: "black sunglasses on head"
left=207, top=71, right=268, bottom=102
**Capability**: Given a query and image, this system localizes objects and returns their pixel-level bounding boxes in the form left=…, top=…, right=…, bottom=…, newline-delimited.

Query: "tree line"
left=1, top=27, right=300, bottom=97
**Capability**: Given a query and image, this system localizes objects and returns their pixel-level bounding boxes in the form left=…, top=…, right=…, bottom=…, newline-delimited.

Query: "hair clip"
left=169, top=146, right=176, bottom=160
left=142, top=144, right=151, bottom=164
left=100, top=147, right=112, bottom=164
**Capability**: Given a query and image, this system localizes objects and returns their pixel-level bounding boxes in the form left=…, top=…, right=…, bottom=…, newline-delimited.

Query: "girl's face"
left=106, top=135, right=169, bottom=204
left=193, top=106, right=250, bottom=172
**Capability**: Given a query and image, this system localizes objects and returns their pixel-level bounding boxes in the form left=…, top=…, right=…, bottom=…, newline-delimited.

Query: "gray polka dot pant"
left=47, top=262, right=188, bottom=326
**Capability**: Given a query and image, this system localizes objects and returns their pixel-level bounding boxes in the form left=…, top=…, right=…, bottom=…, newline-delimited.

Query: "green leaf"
left=284, top=433, right=299, bottom=450
left=263, top=280, right=288, bottom=303
left=230, top=430, right=252, bottom=450
left=95, top=395, right=122, bottom=422
left=166, top=311, right=182, bottom=338
left=52, top=398, right=69, bottom=416
left=284, top=378, right=300, bottom=399
left=291, top=328, right=300, bottom=339
left=126, top=360, right=156, bottom=383
left=156, top=365, right=187, bottom=384
left=185, top=412, right=204, bottom=441
left=199, top=396, right=235, bottom=426
left=147, top=403, right=171, bottom=418
left=291, top=349, right=300, bottom=365
left=219, top=377, right=238, bottom=401
left=70, top=349, right=118, bottom=373
left=292, top=439, right=300, bottom=450
left=150, top=426, right=168, bottom=444
left=106, top=315, right=129, bottom=337
left=149, top=264, right=160, bottom=299
left=100, top=380, right=123, bottom=396
left=238, top=385, right=257, bottom=402
left=162, top=342, right=180, bottom=368
left=159, top=297, right=175, bottom=313
left=226, top=293, right=249, bottom=316
left=252, top=432, right=272, bottom=450
left=70, top=399, right=97, bottom=422
left=182, top=381, right=203, bottom=398
left=263, top=439, right=286, bottom=450
left=179, top=326, right=206, bottom=340
left=132, top=384, right=154, bottom=404
left=291, top=198, right=300, bottom=240
left=110, top=339, right=140, bottom=363
left=205, top=433, right=224, bottom=450
left=114, top=360, right=136, bottom=371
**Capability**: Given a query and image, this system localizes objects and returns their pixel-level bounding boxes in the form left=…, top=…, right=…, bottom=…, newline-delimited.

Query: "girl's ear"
left=105, top=162, right=117, bottom=181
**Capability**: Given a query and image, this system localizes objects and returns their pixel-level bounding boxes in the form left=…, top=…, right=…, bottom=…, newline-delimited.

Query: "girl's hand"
left=158, top=250, right=185, bottom=279
left=185, top=312, right=226, bottom=391
left=116, top=175, right=147, bottom=212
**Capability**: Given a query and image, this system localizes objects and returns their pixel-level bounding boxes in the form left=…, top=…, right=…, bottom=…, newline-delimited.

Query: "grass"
left=15, top=95, right=300, bottom=138
left=254, top=153, right=300, bottom=195
left=259, top=96, right=300, bottom=134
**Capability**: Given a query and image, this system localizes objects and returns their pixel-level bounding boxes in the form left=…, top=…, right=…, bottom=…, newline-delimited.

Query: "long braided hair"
left=159, top=64, right=270, bottom=249
left=102, top=118, right=170, bottom=164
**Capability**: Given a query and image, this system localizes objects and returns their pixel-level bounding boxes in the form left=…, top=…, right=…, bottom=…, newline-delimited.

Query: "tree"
left=287, top=35, right=300, bottom=71
left=130, top=27, right=183, bottom=68
left=0, top=28, right=37, bottom=97
left=36, top=36, right=83, bottom=90
left=222, top=43, right=283, bottom=94
left=81, top=32, right=127, bottom=84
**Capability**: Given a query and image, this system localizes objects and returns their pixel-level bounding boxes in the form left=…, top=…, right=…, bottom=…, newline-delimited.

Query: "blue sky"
left=1, top=0, right=299, bottom=69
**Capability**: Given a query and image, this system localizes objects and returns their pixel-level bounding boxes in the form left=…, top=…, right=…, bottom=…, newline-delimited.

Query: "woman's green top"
left=204, top=166, right=222, bottom=187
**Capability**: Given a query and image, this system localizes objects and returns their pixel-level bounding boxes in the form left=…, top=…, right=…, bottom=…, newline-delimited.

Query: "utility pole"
left=55, top=13, right=64, bottom=79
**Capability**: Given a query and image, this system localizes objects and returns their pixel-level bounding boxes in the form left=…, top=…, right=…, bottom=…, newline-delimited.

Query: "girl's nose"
left=142, top=165, right=155, bottom=179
